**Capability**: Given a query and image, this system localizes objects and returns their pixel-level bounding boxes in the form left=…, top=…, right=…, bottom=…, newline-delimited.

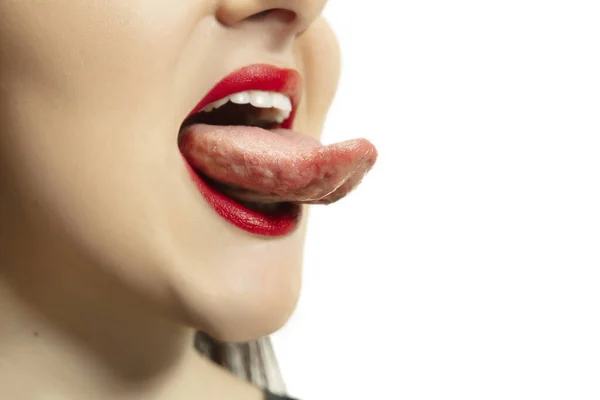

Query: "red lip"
left=181, top=64, right=303, bottom=237
left=187, top=64, right=301, bottom=129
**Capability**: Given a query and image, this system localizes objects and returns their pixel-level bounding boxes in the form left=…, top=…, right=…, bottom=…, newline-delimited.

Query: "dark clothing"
left=264, top=390, right=298, bottom=400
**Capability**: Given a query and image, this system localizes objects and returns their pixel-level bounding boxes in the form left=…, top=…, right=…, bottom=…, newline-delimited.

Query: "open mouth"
left=180, top=88, right=298, bottom=216
left=178, top=64, right=378, bottom=237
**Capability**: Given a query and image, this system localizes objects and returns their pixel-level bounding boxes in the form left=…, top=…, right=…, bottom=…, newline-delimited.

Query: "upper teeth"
left=200, top=90, right=293, bottom=124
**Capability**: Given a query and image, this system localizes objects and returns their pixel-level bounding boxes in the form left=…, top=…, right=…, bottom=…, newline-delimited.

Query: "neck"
left=0, top=203, right=261, bottom=400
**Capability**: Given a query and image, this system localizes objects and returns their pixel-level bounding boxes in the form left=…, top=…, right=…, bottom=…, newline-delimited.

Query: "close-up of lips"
left=178, top=64, right=377, bottom=237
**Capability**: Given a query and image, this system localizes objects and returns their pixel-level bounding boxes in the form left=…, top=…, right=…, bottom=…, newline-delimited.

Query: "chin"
left=167, top=256, right=303, bottom=343
left=180, top=283, right=301, bottom=343
left=205, top=301, right=299, bottom=343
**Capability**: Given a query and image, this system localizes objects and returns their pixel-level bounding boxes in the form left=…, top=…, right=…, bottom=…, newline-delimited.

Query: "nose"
left=216, top=0, right=327, bottom=36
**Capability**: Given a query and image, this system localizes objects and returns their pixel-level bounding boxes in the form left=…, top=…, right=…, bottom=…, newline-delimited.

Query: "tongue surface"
left=179, top=124, right=377, bottom=205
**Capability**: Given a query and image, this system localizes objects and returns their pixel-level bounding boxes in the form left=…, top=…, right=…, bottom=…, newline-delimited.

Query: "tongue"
left=179, top=124, right=377, bottom=205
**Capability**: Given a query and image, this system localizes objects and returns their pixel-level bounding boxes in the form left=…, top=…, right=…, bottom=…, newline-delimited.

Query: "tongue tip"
left=349, top=138, right=378, bottom=161
left=323, top=138, right=378, bottom=171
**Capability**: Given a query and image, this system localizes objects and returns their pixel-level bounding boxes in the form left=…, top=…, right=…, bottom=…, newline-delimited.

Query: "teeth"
left=212, top=97, right=229, bottom=108
left=249, top=91, right=273, bottom=108
left=271, top=93, right=292, bottom=113
left=229, top=91, right=250, bottom=105
left=199, top=90, right=293, bottom=124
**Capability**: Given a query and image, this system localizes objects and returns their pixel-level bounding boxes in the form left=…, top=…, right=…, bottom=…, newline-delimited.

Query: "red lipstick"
left=187, top=64, right=301, bottom=129
left=181, top=64, right=302, bottom=237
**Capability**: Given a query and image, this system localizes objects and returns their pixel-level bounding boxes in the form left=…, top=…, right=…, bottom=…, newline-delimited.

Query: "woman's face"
left=0, top=0, right=341, bottom=341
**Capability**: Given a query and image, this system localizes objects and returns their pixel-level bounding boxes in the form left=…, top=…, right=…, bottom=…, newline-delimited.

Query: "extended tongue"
left=179, top=124, right=377, bottom=205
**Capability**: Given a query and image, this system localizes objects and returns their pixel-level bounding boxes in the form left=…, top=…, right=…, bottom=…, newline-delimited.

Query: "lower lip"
left=183, top=161, right=301, bottom=237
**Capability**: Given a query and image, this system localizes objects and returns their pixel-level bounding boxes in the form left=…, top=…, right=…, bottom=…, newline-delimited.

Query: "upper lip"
left=186, top=64, right=302, bottom=129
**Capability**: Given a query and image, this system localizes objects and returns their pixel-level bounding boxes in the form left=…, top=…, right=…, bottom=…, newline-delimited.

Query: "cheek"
left=294, top=17, right=341, bottom=137
left=0, top=1, right=207, bottom=242
left=0, top=0, right=312, bottom=341
left=0, top=2, right=203, bottom=87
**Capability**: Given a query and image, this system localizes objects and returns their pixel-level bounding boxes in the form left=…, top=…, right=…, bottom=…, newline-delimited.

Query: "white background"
left=273, top=1, right=600, bottom=399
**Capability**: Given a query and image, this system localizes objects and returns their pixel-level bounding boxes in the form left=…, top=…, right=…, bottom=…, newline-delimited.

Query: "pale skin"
left=0, top=1, right=340, bottom=399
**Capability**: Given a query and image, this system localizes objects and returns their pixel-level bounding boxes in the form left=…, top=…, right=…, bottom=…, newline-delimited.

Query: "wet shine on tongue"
left=179, top=124, right=377, bottom=205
